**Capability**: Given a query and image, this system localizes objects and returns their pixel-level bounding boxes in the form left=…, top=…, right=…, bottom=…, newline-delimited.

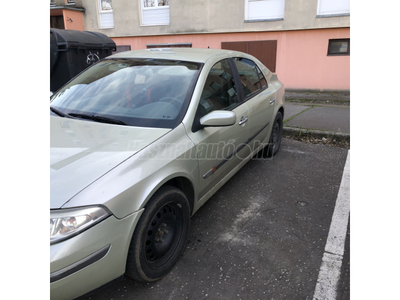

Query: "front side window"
left=50, top=59, right=201, bottom=128
left=233, top=58, right=266, bottom=100
left=197, top=59, right=239, bottom=118
left=141, top=0, right=170, bottom=26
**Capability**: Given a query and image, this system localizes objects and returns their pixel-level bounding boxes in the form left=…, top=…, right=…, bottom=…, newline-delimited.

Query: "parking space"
left=81, top=138, right=349, bottom=300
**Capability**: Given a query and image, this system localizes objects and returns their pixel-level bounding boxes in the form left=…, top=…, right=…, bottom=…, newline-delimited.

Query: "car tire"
left=265, top=111, right=283, bottom=157
left=125, top=186, right=191, bottom=282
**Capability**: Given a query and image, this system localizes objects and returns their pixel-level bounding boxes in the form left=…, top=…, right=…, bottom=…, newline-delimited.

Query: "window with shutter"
left=98, top=0, right=114, bottom=29
left=141, top=0, right=170, bottom=26
left=245, top=0, right=285, bottom=21
left=317, top=0, right=350, bottom=17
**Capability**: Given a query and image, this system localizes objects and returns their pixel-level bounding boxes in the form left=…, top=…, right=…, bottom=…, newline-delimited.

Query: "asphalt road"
left=80, top=138, right=349, bottom=300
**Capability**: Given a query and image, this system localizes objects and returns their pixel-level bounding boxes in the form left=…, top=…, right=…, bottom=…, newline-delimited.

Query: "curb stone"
left=283, top=127, right=350, bottom=143
left=284, top=91, right=350, bottom=106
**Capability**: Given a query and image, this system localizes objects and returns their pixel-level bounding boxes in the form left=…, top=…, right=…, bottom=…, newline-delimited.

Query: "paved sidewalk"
left=283, top=101, right=350, bottom=143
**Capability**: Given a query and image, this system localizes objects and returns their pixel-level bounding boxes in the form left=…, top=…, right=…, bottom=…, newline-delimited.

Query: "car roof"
left=108, top=48, right=246, bottom=63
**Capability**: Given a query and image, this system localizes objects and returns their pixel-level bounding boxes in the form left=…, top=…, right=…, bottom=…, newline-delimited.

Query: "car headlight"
left=50, top=206, right=111, bottom=245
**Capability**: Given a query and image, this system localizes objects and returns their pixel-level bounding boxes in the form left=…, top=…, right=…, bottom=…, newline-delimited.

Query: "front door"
left=187, top=58, right=251, bottom=199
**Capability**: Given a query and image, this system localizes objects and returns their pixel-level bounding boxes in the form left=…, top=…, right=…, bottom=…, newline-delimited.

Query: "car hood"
left=50, top=116, right=170, bottom=209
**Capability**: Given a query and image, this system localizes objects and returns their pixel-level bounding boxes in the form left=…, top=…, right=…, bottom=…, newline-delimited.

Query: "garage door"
left=221, top=40, right=277, bottom=72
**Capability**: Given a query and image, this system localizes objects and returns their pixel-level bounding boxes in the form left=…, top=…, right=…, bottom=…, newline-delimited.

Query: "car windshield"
left=50, top=58, right=202, bottom=128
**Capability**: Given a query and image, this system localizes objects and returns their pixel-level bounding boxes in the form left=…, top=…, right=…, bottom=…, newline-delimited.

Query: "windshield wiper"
left=68, top=113, right=127, bottom=125
left=50, top=106, right=70, bottom=118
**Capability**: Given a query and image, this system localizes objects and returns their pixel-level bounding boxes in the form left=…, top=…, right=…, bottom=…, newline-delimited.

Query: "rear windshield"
left=50, top=58, right=202, bottom=128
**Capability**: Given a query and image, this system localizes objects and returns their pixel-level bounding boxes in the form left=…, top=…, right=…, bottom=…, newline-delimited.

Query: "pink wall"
left=63, top=10, right=84, bottom=31
left=112, top=28, right=350, bottom=91
left=279, top=29, right=350, bottom=91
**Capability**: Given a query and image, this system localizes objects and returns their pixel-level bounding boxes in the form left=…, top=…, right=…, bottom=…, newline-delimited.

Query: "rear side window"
left=233, top=58, right=267, bottom=100
left=256, top=65, right=268, bottom=89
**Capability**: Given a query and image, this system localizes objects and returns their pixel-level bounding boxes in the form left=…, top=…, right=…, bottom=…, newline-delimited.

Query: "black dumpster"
left=50, top=28, right=116, bottom=92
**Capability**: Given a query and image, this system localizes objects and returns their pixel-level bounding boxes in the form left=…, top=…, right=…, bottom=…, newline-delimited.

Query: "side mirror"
left=200, top=110, right=236, bottom=127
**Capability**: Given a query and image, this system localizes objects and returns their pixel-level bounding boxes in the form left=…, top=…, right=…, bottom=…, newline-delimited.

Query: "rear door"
left=231, top=57, right=277, bottom=152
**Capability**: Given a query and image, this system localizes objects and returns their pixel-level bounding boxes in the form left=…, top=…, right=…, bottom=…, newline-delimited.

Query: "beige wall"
left=80, top=0, right=349, bottom=37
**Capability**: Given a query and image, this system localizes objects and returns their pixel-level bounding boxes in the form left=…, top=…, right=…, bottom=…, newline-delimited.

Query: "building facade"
left=50, top=0, right=350, bottom=91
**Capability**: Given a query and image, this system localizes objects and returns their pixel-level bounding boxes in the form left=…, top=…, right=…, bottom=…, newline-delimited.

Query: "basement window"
left=327, top=39, right=350, bottom=56
left=146, top=43, right=192, bottom=48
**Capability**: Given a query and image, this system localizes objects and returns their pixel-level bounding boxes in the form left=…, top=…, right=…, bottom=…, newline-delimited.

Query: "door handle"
left=238, top=116, right=248, bottom=125
left=270, top=97, right=276, bottom=105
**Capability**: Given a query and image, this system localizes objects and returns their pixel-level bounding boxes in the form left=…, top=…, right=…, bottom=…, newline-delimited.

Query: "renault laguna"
left=50, top=48, right=285, bottom=299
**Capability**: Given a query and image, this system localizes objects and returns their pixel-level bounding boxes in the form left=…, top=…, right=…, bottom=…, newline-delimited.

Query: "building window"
left=98, top=0, right=114, bottom=29
left=143, top=0, right=169, bottom=7
left=147, top=43, right=192, bottom=48
left=67, top=0, right=76, bottom=4
left=245, top=0, right=285, bottom=22
left=141, top=0, right=170, bottom=26
left=327, top=39, right=350, bottom=56
left=113, top=45, right=132, bottom=54
left=317, top=0, right=350, bottom=17
left=50, top=16, right=65, bottom=29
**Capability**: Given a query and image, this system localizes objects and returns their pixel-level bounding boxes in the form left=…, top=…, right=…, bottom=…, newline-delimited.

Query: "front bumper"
left=50, top=209, right=143, bottom=300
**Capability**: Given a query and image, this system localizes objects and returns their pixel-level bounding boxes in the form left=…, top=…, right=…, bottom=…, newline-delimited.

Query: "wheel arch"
left=277, top=105, right=284, bottom=120
left=163, top=177, right=195, bottom=215
left=139, top=175, right=195, bottom=216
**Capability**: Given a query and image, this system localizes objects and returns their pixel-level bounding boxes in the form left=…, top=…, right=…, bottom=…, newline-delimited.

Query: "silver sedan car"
left=50, top=48, right=285, bottom=299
